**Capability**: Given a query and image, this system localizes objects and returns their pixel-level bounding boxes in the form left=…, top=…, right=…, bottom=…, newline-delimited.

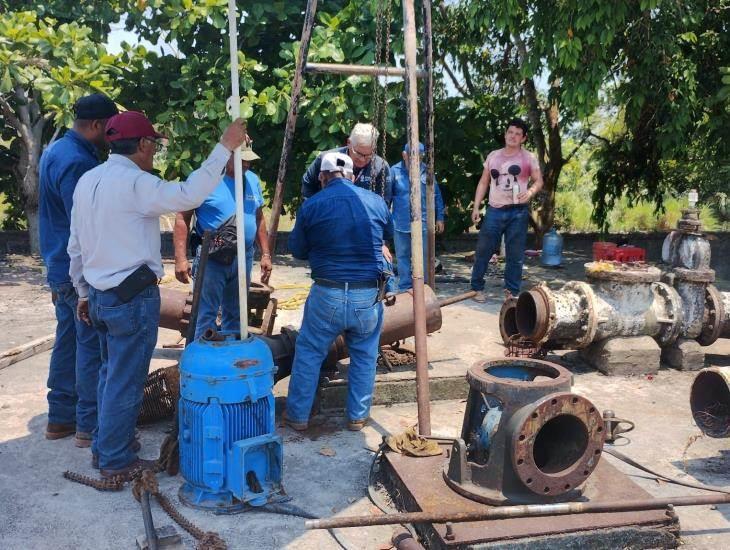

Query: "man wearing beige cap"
left=173, top=141, right=272, bottom=339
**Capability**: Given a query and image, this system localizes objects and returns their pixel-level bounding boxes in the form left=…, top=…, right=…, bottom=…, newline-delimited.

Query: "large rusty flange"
left=515, top=284, right=555, bottom=345
left=499, top=297, right=518, bottom=345
left=510, top=392, right=605, bottom=497
left=697, top=284, right=726, bottom=347
left=465, top=359, right=572, bottom=404
left=652, top=282, right=684, bottom=346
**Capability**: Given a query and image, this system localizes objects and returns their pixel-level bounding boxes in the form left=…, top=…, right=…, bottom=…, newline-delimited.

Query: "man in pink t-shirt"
left=469, top=118, right=543, bottom=302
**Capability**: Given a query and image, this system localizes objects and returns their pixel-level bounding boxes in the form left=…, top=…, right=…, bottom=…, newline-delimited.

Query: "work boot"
left=100, top=458, right=158, bottom=480
left=504, top=289, right=514, bottom=301
left=45, top=422, right=75, bottom=440
left=92, top=439, right=140, bottom=469
left=347, top=418, right=368, bottom=432
left=471, top=290, right=488, bottom=304
left=74, top=432, right=92, bottom=448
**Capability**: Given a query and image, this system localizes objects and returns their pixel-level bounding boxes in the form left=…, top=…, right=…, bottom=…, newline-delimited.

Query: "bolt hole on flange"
left=532, top=415, right=589, bottom=474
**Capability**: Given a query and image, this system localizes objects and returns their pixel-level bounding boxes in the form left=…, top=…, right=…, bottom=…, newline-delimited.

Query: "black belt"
left=493, top=203, right=528, bottom=210
left=314, top=278, right=379, bottom=289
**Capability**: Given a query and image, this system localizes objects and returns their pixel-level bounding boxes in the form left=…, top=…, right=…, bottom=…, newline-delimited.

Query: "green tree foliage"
left=0, top=9, right=136, bottom=250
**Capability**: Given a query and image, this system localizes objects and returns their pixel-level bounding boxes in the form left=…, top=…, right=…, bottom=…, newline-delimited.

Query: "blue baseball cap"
left=73, top=93, right=118, bottom=120
left=403, top=142, right=425, bottom=154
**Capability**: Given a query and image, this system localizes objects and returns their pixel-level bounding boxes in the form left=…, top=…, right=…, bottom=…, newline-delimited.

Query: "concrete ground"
left=1, top=251, right=729, bottom=549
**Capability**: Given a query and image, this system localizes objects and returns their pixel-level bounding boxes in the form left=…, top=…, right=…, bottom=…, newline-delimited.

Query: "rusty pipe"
left=436, top=290, right=476, bottom=308
left=159, top=287, right=191, bottom=336
left=392, top=529, right=424, bottom=550
left=513, top=266, right=684, bottom=349
left=304, top=493, right=730, bottom=530
left=690, top=367, right=730, bottom=438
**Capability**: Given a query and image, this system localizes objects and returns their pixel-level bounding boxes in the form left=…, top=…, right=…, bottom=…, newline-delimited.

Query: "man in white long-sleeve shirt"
left=68, top=111, right=247, bottom=478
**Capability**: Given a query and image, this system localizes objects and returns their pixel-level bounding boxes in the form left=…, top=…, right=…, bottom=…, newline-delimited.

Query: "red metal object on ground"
left=613, top=246, right=646, bottom=263
left=592, top=242, right=616, bottom=261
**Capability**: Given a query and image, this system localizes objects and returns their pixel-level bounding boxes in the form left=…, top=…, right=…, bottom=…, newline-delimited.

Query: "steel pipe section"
left=444, top=359, right=604, bottom=505
left=513, top=266, right=683, bottom=350
left=690, top=367, right=730, bottom=438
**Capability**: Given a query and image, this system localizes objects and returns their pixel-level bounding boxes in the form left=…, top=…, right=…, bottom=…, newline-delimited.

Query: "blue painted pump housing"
left=179, top=333, right=283, bottom=511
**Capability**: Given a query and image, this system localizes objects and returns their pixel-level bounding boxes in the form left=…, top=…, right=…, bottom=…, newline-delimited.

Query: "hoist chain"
left=370, top=0, right=392, bottom=199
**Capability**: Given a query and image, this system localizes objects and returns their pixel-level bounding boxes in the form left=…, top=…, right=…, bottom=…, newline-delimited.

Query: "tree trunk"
left=25, top=203, right=40, bottom=256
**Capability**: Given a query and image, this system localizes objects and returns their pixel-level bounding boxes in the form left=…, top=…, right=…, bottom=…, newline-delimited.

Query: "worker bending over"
left=286, top=152, right=393, bottom=432
left=301, top=122, right=392, bottom=203
left=68, top=112, right=248, bottom=478
left=173, top=141, right=272, bottom=339
left=389, top=142, right=445, bottom=291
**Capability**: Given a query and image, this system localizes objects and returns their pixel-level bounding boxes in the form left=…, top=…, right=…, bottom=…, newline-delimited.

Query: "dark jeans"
left=47, top=282, right=101, bottom=433
left=89, top=285, right=160, bottom=469
left=470, top=205, right=529, bottom=296
left=393, top=229, right=430, bottom=291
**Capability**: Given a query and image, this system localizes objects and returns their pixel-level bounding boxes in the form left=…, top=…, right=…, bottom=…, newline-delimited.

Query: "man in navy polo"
left=39, top=93, right=118, bottom=446
left=286, top=152, right=392, bottom=432
left=389, top=142, right=445, bottom=291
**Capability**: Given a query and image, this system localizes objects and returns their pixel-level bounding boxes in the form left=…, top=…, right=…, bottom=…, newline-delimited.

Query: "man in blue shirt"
left=301, top=123, right=392, bottom=204
left=173, top=143, right=272, bottom=339
left=38, top=93, right=118, bottom=445
left=389, top=142, right=445, bottom=291
left=286, top=152, right=392, bottom=432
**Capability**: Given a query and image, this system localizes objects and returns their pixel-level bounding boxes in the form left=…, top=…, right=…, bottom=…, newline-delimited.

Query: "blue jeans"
left=47, top=282, right=101, bottom=433
left=89, top=285, right=160, bottom=469
left=286, top=284, right=384, bottom=424
left=470, top=205, right=529, bottom=296
left=192, top=247, right=254, bottom=340
left=393, top=229, right=430, bottom=291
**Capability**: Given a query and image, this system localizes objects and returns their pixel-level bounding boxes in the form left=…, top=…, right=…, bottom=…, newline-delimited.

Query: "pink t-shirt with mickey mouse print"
left=483, top=148, right=540, bottom=208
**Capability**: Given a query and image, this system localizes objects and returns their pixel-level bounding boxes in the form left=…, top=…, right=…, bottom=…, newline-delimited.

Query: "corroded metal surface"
left=445, top=359, right=603, bottom=505
left=690, top=367, right=730, bottom=438
left=585, top=263, right=661, bottom=284
left=381, top=448, right=678, bottom=548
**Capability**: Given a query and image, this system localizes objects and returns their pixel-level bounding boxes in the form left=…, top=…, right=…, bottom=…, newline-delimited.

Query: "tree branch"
left=563, top=132, right=591, bottom=164
left=0, top=95, right=22, bottom=133
left=437, top=54, right=469, bottom=97
left=588, top=131, right=611, bottom=144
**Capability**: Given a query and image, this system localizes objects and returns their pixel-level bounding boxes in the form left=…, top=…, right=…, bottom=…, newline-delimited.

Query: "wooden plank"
left=0, top=333, right=55, bottom=371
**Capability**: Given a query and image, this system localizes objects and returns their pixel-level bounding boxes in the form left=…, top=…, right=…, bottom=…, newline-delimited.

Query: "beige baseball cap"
left=241, top=142, right=260, bottom=161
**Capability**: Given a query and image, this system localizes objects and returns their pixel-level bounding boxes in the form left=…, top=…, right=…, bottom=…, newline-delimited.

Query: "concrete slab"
left=663, top=338, right=707, bottom=371
left=580, top=336, right=661, bottom=376
left=1, top=253, right=730, bottom=549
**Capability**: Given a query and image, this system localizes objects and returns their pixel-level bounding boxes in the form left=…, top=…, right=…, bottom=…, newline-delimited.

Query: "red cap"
left=105, top=111, right=166, bottom=142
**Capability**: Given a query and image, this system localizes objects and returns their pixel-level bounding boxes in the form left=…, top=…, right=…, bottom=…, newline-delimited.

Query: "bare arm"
left=471, top=165, right=491, bottom=224
left=255, top=208, right=272, bottom=284
left=518, top=153, right=544, bottom=203
left=174, top=210, right=194, bottom=283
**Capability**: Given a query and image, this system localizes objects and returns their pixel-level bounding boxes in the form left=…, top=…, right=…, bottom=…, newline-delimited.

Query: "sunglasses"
left=143, top=137, right=166, bottom=152
left=491, top=164, right=521, bottom=180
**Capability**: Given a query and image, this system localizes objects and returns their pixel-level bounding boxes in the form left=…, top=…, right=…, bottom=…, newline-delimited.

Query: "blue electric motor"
left=178, top=333, right=283, bottom=512
left=541, top=227, right=563, bottom=266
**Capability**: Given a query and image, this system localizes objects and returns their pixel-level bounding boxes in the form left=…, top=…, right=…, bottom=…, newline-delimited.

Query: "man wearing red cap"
left=68, top=111, right=248, bottom=478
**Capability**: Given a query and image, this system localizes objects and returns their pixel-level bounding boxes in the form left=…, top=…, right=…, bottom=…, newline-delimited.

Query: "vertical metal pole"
left=267, top=0, right=319, bottom=256
left=403, top=0, right=431, bottom=435
left=423, top=0, right=436, bottom=289
left=186, top=230, right=212, bottom=346
left=227, top=0, right=248, bottom=340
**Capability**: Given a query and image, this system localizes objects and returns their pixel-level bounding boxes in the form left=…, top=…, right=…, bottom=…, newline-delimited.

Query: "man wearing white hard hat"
left=286, top=152, right=393, bottom=432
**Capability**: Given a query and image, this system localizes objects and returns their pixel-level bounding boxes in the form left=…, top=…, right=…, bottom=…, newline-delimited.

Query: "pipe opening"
left=501, top=306, right=519, bottom=339
left=516, top=291, right=547, bottom=340
left=690, top=370, right=730, bottom=438
left=532, top=414, right=589, bottom=474
left=485, top=361, right=561, bottom=382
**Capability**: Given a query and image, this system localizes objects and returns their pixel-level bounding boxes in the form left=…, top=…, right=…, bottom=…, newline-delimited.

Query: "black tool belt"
left=314, top=278, right=379, bottom=289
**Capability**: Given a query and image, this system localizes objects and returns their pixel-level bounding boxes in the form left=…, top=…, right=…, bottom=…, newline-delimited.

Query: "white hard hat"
left=320, top=151, right=353, bottom=177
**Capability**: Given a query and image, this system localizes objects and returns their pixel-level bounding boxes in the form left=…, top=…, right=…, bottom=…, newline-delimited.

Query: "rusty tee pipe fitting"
left=444, top=359, right=604, bottom=505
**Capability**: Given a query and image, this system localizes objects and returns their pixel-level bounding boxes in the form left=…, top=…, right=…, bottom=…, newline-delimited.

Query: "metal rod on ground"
left=422, top=0, right=436, bottom=289
left=140, top=490, right=159, bottom=550
left=305, top=62, right=427, bottom=79
left=305, top=493, right=730, bottom=530
left=403, top=0, right=431, bottom=436
left=436, top=291, right=477, bottom=308
left=185, top=230, right=212, bottom=346
left=227, top=0, right=248, bottom=340
left=268, top=0, right=319, bottom=256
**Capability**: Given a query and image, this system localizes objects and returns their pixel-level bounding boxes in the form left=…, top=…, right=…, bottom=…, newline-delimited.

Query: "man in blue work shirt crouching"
left=39, top=93, right=118, bottom=446
left=389, top=142, right=445, bottom=291
left=286, top=152, right=393, bottom=432
left=173, top=143, right=272, bottom=339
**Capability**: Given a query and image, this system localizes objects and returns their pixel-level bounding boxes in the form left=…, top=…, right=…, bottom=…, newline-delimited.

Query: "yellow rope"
left=276, top=283, right=312, bottom=310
